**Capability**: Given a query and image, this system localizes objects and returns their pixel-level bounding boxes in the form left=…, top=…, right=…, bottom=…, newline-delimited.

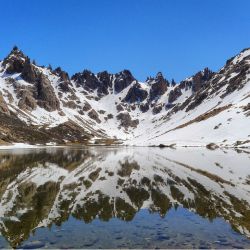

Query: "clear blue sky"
left=1, top=0, right=250, bottom=81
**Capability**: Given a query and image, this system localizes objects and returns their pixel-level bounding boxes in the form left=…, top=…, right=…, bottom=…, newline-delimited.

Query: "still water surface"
left=0, top=146, right=249, bottom=248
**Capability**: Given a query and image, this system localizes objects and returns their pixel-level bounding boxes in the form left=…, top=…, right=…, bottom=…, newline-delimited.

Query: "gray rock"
left=168, top=86, right=182, bottom=103
left=0, top=91, right=10, bottom=114
left=123, top=83, right=148, bottom=103
left=117, top=112, right=139, bottom=128
left=36, top=73, right=60, bottom=111
left=88, top=109, right=101, bottom=123
left=114, top=70, right=135, bottom=93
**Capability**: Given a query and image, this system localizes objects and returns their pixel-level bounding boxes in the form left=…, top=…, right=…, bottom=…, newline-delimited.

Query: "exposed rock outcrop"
left=114, top=70, right=135, bottom=93
left=54, top=67, right=70, bottom=83
left=168, top=86, right=182, bottom=103
left=191, top=67, right=214, bottom=92
left=139, top=103, right=149, bottom=113
left=72, top=70, right=99, bottom=91
left=152, top=104, right=163, bottom=114
left=36, top=73, right=60, bottom=111
left=82, top=101, right=92, bottom=111
left=117, top=112, right=139, bottom=129
left=88, top=109, right=101, bottom=123
left=54, top=67, right=73, bottom=92
left=72, top=70, right=112, bottom=96
left=0, top=92, right=10, bottom=114
left=123, top=83, right=148, bottom=103
left=21, top=58, right=38, bottom=83
left=116, top=104, right=124, bottom=112
left=17, top=89, right=37, bottom=111
left=97, top=71, right=113, bottom=95
left=2, top=46, right=26, bottom=74
left=149, top=72, right=169, bottom=100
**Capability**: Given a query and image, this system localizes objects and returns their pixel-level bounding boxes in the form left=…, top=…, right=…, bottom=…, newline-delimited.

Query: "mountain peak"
left=2, top=46, right=28, bottom=74
left=0, top=47, right=249, bottom=147
left=6, top=46, right=27, bottom=61
left=114, top=69, right=135, bottom=93
left=155, top=71, right=164, bottom=80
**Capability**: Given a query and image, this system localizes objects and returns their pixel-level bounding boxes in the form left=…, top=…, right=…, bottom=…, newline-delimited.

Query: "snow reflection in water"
left=0, top=147, right=249, bottom=248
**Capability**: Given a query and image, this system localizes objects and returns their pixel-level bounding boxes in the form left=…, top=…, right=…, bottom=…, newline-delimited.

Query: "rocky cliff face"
left=0, top=91, right=9, bottom=114
left=36, top=73, right=60, bottom=111
left=71, top=69, right=135, bottom=96
left=149, top=72, right=169, bottom=100
left=2, top=46, right=26, bottom=74
left=0, top=46, right=249, bottom=146
left=123, top=82, right=148, bottom=103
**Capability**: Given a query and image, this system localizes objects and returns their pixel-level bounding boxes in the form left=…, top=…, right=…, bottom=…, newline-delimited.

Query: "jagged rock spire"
left=114, top=70, right=135, bottom=93
left=2, top=46, right=27, bottom=74
left=149, top=72, right=169, bottom=100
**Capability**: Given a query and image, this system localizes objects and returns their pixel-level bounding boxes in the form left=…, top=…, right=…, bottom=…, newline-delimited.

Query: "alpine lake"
left=0, top=146, right=250, bottom=249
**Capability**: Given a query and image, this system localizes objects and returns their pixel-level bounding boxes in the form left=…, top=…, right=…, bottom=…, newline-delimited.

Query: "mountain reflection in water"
left=0, top=147, right=250, bottom=248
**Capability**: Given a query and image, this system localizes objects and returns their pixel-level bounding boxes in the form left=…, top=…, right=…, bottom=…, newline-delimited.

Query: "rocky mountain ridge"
left=0, top=46, right=249, bottom=147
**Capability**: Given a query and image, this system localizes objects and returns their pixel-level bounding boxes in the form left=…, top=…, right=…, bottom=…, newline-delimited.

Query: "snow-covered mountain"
left=0, top=46, right=249, bottom=147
